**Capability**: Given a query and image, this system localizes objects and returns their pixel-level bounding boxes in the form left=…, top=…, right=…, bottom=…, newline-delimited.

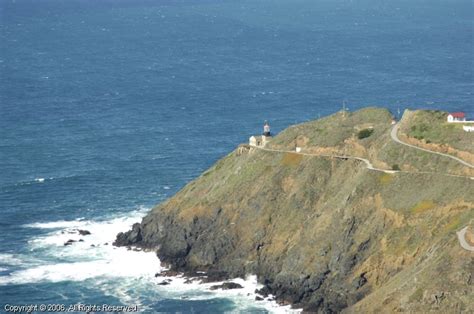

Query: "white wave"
left=0, top=252, right=159, bottom=285
left=4, top=209, right=300, bottom=312
left=23, top=218, right=87, bottom=229
left=151, top=274, right=301, bottom=313
left=35, top=178, right=45, bottom=183
left=2, top=209, right=157, bottom=286
left=0, top=253, right=24, bottom=266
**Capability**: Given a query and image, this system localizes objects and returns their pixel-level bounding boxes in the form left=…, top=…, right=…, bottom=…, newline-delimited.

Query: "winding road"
left=252, top=123, right=473, bottom=179
left=256, top=146, right=397, bottom=174
left=391, top=124, right=474, bottom=169
left=252, top=124, right=474, bottom=251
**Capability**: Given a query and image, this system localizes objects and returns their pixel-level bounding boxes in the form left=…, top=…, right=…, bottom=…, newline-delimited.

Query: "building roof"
left=449, top=112, right=465, bottom=118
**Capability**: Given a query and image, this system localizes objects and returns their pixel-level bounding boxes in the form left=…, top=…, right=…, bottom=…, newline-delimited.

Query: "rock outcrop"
left=115, top=108, right=474, bottom=312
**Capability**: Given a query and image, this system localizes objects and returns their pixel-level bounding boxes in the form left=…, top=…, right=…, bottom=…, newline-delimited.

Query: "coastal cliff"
left=115, top=108, right=474, bottom=312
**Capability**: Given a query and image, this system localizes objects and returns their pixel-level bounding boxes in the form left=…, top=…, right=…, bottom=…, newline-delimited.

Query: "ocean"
left=0, top=0, right=472, bottom=312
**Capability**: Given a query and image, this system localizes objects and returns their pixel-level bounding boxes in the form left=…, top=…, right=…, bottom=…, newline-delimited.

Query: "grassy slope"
left=144, top=107, right=473, bottom=311
left=268, top=107, right=473, bottom=176
left=400, top=110, right=473, bottom=152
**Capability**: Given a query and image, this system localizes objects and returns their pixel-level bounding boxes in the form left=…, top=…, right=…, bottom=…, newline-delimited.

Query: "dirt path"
left=257, top=146, right=397, bottom=174
left=391, top=124, right=474, bottom=169
left=253, top=145, right=472, bottom=179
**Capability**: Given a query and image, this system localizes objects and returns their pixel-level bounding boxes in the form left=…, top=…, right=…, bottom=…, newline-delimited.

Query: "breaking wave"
left=1, top=209, right=299, bottom=312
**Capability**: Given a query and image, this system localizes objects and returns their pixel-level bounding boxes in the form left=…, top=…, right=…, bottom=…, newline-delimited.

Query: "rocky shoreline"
left=113, top=220, right=358, bottom=312
left=114, top=108, right=474, bottom=312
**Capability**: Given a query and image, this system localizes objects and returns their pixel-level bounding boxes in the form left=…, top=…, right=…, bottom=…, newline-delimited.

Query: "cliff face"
left=115, top=108, right=474, bottom=312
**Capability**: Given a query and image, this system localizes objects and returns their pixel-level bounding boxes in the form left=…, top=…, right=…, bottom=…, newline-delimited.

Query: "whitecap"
left=151, top=274, right=301, bottom=313
left=0, top=253, right=23, bottom=266
left=2, top=209, right=158, bottom=286
left=35, top=178, right=45, bottom=183
left=5, top=208, right=300, bottom=312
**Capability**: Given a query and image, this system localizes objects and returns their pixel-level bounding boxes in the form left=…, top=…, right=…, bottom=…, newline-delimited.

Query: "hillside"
left=115, top=107, right=474, bottom=312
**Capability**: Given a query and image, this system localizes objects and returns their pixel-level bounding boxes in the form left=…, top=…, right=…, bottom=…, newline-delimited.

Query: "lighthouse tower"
left=263, top=120, right=271, bottom=136
left=249, top=121, right=273, bottom=147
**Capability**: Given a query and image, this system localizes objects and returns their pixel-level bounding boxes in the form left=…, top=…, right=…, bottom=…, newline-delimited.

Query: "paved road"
left=456, top=227, right=474, bottom=252
left=391, top=124, right=474, bottom=169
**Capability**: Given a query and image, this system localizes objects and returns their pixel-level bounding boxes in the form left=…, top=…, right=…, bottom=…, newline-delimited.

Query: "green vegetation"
left=357, top=128, right=374, bottom=139
left=135, top=107, right=473, bottom=314
left=401, top=110, right=474, bottom=154
left=411, top=200, right=436, bottom=214
left=379, top=173, right=393, bottom=185
left=281, top=152, right=303, bottom=166
left=268, top=107, right=392, bottom=149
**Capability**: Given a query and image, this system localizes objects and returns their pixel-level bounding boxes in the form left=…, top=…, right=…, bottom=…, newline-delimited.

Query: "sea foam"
left=2, top=209, right=300, bottom=312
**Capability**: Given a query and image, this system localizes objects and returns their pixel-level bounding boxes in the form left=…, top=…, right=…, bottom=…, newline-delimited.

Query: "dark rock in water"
left=78, top=229, right=91, bottom=236
left=157, top=281, right=170, bottom=285
left=113, top=223, right=142, bottom=246
left=199, top=270, right=228, bottom=283
left=79, top=239, right=84, bottom=242
left=90, top=244, right=95, bottom=247
left=64, top=239, right=76, bottom=246
left=256, top=286, right=271, bottom=298
left=210, top=282, right=243, bottom=290
left=104, top=242, right=108, bottom=246
left=161, top=270, right=181, bottom=277
left=154, top=273, right=160, bottom=277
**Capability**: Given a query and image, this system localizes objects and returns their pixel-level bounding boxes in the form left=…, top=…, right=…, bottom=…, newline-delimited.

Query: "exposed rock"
left=209, top=282, right=243, bottom=290
left=157, top=281, right=170, bottom=286
left=64, top=239, right=76, bottom=246
left=114, top=108, right=474, bottom=312
left=78, top=229, right=91, bottom=236
left=114, top=223, right=142, bottom=247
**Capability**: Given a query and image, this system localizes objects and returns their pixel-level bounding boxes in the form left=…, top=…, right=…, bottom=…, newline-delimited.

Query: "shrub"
left=392, top=164, right=401, bottom=171
left=357, top=128, right=374, bottom=139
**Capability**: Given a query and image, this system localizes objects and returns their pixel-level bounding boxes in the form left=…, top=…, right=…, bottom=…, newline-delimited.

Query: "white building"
left=447, top=112, right=466, bottom=123
left=249, top=135, right=271, bottom=147
left=249, top=121, right=272, bottom=147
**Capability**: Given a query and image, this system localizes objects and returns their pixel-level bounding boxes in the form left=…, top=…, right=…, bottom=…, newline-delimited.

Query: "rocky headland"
left=115, top=108, right=473, bottom=312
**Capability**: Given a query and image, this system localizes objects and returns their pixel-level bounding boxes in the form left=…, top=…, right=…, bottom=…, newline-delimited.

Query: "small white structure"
left=447, top=112, right=466, bottom=123
left=295, top=147, right=302, bottom=153
left=249, top=121, right=272, bottom=147
left=249, top=135, right=271, bottom=147
left=463, top=125, right=474, bottom=132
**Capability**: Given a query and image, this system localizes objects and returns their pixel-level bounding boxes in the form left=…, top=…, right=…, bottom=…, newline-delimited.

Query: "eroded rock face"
left=114, top=108, right=474, bottom=312
left=114, top=223, right=142, bottom=247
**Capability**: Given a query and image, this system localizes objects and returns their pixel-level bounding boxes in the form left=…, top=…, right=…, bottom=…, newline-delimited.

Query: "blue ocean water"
left=0, top=0, right=472, bottom=312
